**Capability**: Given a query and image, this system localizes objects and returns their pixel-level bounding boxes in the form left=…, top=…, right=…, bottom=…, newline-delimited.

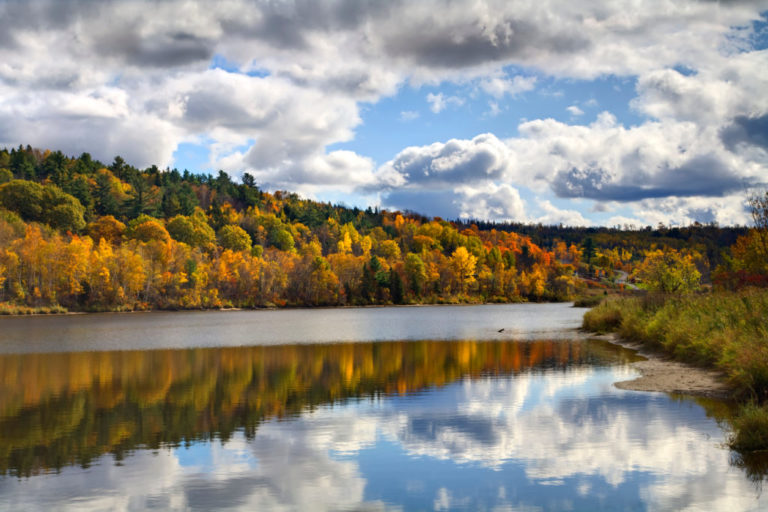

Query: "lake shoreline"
left=591, top=332, right=733, bottom=399
left=0, top=299, right=544, bottom=318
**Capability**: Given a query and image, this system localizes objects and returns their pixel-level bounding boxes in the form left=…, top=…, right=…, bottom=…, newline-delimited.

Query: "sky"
left=0, top=1, right=766, bottom=227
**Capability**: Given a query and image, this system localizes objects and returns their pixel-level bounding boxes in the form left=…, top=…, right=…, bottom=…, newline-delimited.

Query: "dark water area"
left=0, top=304, right=765, bottom=511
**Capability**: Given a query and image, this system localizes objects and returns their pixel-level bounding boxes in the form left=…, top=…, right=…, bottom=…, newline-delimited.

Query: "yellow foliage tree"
left=450, top=246, right=477, bottom=295
left=634, top=249, right=701, bottom=293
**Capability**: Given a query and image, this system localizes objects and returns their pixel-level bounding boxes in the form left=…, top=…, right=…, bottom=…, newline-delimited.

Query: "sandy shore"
left=592, top=333, right=733, bottom=399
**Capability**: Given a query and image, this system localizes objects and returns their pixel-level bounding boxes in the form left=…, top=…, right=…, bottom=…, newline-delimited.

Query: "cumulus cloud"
left=721, top=114, right=768, bottom=152
left=370, top=101, right=762, bottom=223
left=536, top=200, right=592, bottom=226
left=0, top=0, right=765, bottom=224
left=550, top=154, right=744, bottom=201
left=631, top=195, right=752, bottom=227
left=509, top=113, right=760, bottom=208
left=454, top=183, right=527, bottom=221
left=378, top=133, right=514, bottom=186
left=375, top=134, right=531, bottom=220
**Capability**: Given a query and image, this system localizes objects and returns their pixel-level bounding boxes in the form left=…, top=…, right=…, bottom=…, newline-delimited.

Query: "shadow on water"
left=732, top=451, right=768, bottom=488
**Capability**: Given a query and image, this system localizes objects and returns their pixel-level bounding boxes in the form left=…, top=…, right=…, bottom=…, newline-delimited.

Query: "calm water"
left=0, top=304, right=765, bottom=511
left=0, top=303, right=583, bottom=353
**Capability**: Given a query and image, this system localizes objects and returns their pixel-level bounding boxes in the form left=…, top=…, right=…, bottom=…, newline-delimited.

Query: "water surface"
left=0, top=303, right=583, bottom=353
left=0, top=304, right=764, bottom=511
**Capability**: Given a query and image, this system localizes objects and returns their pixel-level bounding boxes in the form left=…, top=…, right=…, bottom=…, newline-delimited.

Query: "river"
left=0, top=304, right=764, bottom=511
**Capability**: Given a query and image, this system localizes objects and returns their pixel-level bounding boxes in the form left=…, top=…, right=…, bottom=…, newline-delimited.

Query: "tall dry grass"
left=583, top=288, right=768, bottom=451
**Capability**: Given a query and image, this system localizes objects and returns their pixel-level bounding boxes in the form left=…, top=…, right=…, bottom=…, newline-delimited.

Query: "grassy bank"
left=0, top=303, right=68, bottom=315
left=583, top=288, right=768, bottom=451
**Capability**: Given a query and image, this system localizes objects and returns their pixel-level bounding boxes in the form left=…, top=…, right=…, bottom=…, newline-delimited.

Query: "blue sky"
left=0, top=1, right=766, bottom=226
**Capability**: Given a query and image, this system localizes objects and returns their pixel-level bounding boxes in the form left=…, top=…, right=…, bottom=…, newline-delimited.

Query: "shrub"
left=729, top=404, right=768, bottom=452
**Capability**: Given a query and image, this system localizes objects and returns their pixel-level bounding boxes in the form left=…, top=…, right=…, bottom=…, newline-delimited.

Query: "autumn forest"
left=0, top=145, right=760, bottom=313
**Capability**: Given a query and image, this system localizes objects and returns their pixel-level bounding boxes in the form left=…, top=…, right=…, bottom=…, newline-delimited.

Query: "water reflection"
left=0, top=339, right=765, bottom=511
left=0, top=339, right=628, bottom=477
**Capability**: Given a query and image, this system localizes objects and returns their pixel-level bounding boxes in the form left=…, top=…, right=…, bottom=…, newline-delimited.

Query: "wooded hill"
left=0, top=145, right=751, bottom=311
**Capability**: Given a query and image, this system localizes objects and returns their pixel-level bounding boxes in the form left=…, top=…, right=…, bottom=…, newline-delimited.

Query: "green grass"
left=583, top=288, right=768, bottom=451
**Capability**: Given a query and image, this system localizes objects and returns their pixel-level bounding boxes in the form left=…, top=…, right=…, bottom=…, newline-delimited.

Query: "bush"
left=582, top=299, right=625, bottom=332
left=729, top=404, right=768, bottom=452
left=573, top=294, right=604, bottom=308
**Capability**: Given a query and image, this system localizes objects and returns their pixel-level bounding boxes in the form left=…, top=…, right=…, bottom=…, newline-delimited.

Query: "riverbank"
left=591, top=333, right=732, bottom=398
left=583, top=289, right=768, bottom=451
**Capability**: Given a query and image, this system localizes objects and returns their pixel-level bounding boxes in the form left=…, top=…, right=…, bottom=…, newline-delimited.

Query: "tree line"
left=0, top=145, right=764, bottom=311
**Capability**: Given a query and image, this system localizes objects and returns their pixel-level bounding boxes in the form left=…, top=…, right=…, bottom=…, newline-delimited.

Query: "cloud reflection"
left=1, top=347, right=765, bottom=511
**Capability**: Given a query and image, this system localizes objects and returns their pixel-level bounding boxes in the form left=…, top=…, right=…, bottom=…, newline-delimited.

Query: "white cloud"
left=507, top=113, right=758, bottom=217
left=566, top=105, right=584, bottom=117
left=378, top=133, right=515, bottom=187
left=479, top=75, right=537, bottom=99
left=535, top=200, right=592, bottom=226
left=454, top=183, right=528, bottom=222
left=426, top=92, right=464, bottom=113
left=0, top=0, right=764, bottom=224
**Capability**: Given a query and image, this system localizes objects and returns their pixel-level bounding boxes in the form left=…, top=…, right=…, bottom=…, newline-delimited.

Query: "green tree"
left=0, top=179, right=43, bottom=220
left=64, top=175, right=95, bottom=216
left=389, top=267, right=404, bottom=304
left=94, top=172, right=121, bottom=217
left=404, top=253, right=427, bottom=297
left=127, top=173, right=158, bottom=218
left=42, top=150, right=70, bottom=186
left=218, top=225, right=252, bottom=252
left=0, top=180, right=86, bottom=232
left=502, top=250, right=516, bottom=270
left=269, top=228, right=295, bottom=252
left=168, top=211, right=216, bottom=249
left=361, top=255, right=387, bottom=304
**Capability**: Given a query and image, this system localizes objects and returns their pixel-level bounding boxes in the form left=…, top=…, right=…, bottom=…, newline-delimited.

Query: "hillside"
left=0, top=145, right=749, bottom=311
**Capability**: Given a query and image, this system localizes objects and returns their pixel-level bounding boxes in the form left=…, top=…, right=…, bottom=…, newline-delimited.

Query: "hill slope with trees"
left=0, top=145, right=754, bottom=312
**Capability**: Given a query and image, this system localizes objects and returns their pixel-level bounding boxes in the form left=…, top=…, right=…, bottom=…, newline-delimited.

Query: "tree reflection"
left=0, top=339, right=638, bottom=477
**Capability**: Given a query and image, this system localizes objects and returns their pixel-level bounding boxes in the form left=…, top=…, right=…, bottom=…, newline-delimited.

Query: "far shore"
left=0, top=299, right=551, bottom=318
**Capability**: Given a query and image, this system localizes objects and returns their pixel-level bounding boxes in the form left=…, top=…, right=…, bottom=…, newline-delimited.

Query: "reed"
left=582, top=288, right=768, bottom=451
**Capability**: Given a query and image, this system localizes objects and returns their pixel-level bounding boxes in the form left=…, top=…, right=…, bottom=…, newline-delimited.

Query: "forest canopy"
left=0, top=145, right=758, bottom=312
